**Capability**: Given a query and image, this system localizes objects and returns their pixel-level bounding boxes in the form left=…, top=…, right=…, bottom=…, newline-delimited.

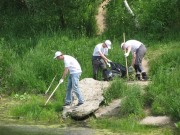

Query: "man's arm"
left=98, top=51, right=109, bottom=63
left=61, top=67, right=69, bottom=79
left=124, top=44, right=132, bottom=57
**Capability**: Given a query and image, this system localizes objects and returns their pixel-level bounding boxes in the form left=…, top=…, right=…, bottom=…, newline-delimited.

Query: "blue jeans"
left=65, top=73, right=84, bottom=104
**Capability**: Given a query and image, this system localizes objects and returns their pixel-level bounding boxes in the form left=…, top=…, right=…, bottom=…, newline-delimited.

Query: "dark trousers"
left=134, top=45, right=148, bottom=80
left=92, top=56, right=106, bottom=80
left=134, top=44, right=147, bottom=74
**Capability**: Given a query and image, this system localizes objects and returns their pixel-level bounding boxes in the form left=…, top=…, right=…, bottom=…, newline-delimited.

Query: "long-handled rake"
left=44, top=81, right=61, bottom=106
left=45, top=74, right=57, bottom=94
left=123, top=33, right=129, bottom=80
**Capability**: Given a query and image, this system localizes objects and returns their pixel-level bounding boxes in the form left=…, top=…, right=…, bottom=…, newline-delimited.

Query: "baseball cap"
left=54, top=51, right=62, bottom=59
left=105, top=40, right=111, bottom=49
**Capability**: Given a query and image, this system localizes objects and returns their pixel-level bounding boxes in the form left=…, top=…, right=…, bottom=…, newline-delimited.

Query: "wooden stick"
left=45, top=74, right=57, bottom=94
left=123, top=33, right=129, bottom=80
left=44, top=82, right=61, bottom=106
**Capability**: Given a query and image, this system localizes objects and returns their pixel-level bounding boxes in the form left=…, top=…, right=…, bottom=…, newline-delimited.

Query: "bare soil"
left=96, top=0, right=110, bottom=35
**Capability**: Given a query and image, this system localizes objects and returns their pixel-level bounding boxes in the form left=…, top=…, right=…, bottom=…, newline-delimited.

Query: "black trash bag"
left=102, top=62, right=127, bottom=81
left=110, top=62, right=126, bottom=77
left=103, top=69, right=113, bottom=81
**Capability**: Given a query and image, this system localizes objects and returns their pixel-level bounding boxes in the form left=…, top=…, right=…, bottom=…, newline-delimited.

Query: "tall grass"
left=146, top=42, right=180, bottom=119
left=120, top=86, right=145, bottom=117
left=10, top=94, right=63, bottom=123
left=0, top=32, right=126, bottom=94
left=103, top=78, right=145, bottom=117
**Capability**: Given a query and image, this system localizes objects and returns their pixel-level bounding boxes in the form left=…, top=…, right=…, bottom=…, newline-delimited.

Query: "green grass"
left=0, top=1, right=179, bottom=134
left=89, top=40, right=180, bottom=134
left=103, top=78, right=145, bottom=117
left=10, top=94, right=63, bottom=123
left=146, top=42, right=180, bottom=119
left=1, top=36, right=179, bottom=133
left=0, top=31, right=127, bottom=94
left=88, top=115, right=174, bottom=134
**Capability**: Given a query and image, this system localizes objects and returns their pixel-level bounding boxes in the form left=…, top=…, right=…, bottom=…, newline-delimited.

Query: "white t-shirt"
left=64, top=55, right=82, bottom=74
left=93, top=43, right=108, bottom=56
left=124, top=40, right=142, bottom=54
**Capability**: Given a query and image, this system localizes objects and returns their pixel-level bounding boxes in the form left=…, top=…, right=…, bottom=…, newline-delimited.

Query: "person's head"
left=120, top=42, right=125, bottom=50
left=104, top=40, right=111, bottom=49
left=54, top=51, right=64, bottom=60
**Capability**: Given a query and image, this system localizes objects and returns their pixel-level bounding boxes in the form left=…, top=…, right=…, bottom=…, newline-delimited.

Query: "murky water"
left=0, top=122, right=94, bottom=135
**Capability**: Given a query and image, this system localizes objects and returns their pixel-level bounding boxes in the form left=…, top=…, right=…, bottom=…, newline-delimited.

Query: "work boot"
left=142, top=72, right=148, bottom=81
left=136, top=74, right=141, bottom=80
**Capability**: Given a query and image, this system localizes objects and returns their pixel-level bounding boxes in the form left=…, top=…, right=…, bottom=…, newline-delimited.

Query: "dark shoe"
left=136, top=74, right=141, bottom=80
left=76, top=103, right=83, bottom=106
left=63, top=103, right=71, bottom=106
left=142, top=72, right=148, bottom=81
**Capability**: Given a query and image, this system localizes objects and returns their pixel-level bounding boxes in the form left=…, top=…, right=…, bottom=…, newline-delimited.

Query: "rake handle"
left=44, top=82, right=61, bottom=106
left=123, top=33, right=129, bottom=80
left=45, top=74, right=57, bottom=94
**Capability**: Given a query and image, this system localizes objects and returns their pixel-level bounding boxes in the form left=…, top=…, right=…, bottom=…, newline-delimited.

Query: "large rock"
left=139, top=116, right=171, bottom=126
left=94, top=99, right=122, bottom=118
left=62, top=78, right=110, bottom=119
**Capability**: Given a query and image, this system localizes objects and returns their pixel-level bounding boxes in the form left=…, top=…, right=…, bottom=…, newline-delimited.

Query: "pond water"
left=0, top=122, right=94, bottom=135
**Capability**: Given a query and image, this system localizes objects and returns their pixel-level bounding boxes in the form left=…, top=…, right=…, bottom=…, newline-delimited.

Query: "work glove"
left=107, top=59, right=112, bottom=63
left=124, top=53, right=129, bottom=57
left=107, top=62, right=111, bottom=67
left=59, top=79, right=64, bottom=84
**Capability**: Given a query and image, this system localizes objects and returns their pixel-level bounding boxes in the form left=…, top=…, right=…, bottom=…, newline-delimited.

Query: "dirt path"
left=96, top=0, right=110, bottom=35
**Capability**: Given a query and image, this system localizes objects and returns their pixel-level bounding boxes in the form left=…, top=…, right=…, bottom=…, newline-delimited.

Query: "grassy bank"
left=0, top=0, right=179, bottom=133
left=88, top=40, right=180, bottom=134
left=0, top=37, right=179, bottom=134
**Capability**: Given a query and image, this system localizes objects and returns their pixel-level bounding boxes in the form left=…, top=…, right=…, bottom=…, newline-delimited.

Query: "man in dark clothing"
left=92, top=40, right=112, bottom=80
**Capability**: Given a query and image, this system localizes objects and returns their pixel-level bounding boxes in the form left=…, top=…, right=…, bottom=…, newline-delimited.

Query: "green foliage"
left=0, top=33, right=125, bottom=94
left=146, top=43, right=180, bottom=119
left=103, top=79, right=127, bottom=104
left=103, top=79, right=144, bottom=117
left=10, top=95, right=61, bottom=123
left=175, top=122, right=180, bottom=132
left=105, top=0, right=180, bottom=40
left=0, top=0, right=100, bottom=37
left=105, top=0, right=136, bottom=39
left=13, top=93, right=31, bottom=101
left=0, top=0, right=180, bottom=126
left=120, top=86, right=144, bottom=117
left=90, top=115, right=145, bottom=132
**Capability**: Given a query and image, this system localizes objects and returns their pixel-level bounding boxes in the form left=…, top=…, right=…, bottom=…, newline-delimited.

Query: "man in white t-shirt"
left=92, top=40, right=112, bottom=80
left=54, top=51, right=84, bottom=106
left=121, top=40, right=148, bottom=80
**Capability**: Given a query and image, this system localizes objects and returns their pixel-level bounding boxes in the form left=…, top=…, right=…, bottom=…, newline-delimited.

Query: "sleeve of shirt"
left=96, top=45, right=102, bottom=53
left=64, top=60, right=70, bottom=68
